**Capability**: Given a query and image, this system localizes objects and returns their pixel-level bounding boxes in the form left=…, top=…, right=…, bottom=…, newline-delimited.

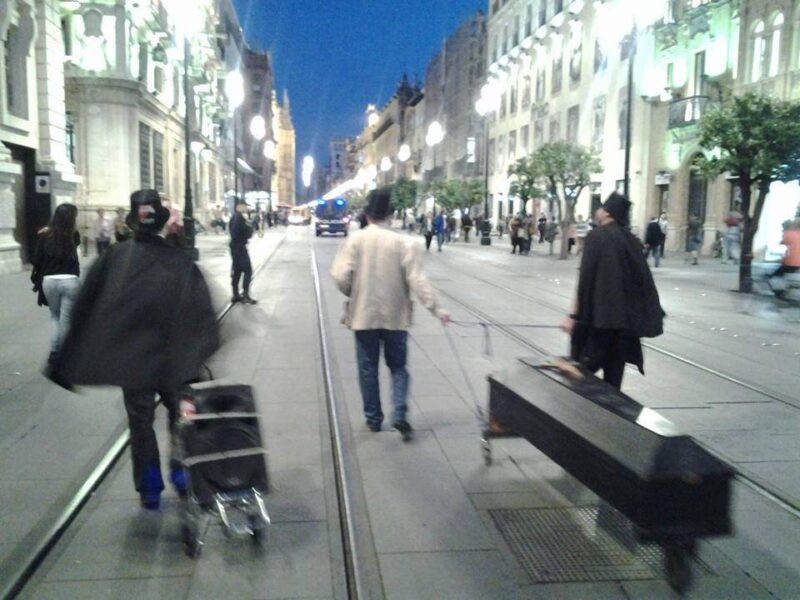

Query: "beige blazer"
left=330, top=224, right=444, bottom=330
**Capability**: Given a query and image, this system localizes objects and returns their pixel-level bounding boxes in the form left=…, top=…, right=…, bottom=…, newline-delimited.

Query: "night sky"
left=232, top=0, right=486, bottom=186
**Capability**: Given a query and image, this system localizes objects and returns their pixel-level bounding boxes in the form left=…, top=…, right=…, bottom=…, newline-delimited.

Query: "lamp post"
left=425, top=122, right=444, bottom=214
left=225, top=70, right=245, bottom=204
left=595, top=1, right=662, bottom=200
left=476, top=81, right=501, bottom=246
left=249, top=114, right=266, bottom=205
left=263, top=139, right=277, bottom=216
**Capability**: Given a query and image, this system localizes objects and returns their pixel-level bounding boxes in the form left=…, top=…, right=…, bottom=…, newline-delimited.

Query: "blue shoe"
left=170, top=467, right=188, bottom=499
left=140, top=492, right=161, bottom=510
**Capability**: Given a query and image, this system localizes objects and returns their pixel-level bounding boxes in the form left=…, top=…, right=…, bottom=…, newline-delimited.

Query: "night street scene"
left=2, top=0, right=800, bottom=599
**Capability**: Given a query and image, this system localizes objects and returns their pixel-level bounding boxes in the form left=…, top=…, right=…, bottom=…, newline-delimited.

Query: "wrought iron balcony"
left=668, top=95, right=710, bottom=129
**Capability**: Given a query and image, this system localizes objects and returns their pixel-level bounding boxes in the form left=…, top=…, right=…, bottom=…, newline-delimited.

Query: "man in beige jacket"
left=331, top=187, right=450, bottom=438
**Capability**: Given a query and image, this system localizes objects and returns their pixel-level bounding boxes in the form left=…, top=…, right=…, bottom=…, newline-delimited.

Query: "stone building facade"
left=274, top=89, right=296, bottom=205
left=0, top=0, right=80, bottom=273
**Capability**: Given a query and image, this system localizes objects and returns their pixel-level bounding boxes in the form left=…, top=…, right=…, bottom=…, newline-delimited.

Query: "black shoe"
left=231, top=294, right=243, bottom=303
left=392, top=421, right=414, bottom=436
left=366, top=421, right=382, bottom=432
left=241, top=295, right=258, bottom=305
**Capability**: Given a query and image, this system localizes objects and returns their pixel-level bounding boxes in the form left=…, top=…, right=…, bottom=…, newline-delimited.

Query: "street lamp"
left=175, top=5, right=207, bottom=257
left=225, top=69, right=245, bottom=203
left=476, top=80, right=501, bottom=246
left=263, top=139, right=277, bottom=215
left=302, top=155, right=315, bottom=200
left=398, top=143, right=411, bottom=163
left=596, top=0, right=663, bottom=199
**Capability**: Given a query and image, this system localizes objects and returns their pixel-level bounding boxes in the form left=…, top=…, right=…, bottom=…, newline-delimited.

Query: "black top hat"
left=364, top=187, right=393, bottom=220
left=602, top=192, right=632, bottom=227
left=127, top=189, right=170, bottom=233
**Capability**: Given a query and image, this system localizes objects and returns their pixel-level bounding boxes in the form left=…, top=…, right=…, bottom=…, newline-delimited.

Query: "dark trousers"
left=96, top=239, right=110, bottom=256
left=424, top=232, right=433, bottom=251
left=122, top=389, right=179, bottom=494
left=768, top=265, right=799, bottom=297
left=572, top=328, right=634, bottom=390
left=354, top=330, right=409, bottom=426
left=231, top=244, right=253, bottom=297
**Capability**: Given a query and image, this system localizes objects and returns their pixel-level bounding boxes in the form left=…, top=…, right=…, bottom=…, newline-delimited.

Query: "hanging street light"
left=475, top=81, right=502, bottom=246
left=225, top=70, right=245, bottom=203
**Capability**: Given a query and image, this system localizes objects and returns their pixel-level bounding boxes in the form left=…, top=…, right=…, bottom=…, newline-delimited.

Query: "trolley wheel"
left=182, top=524, right=202, bottom=559
left=481, top=437, right=492, bottom=466
left=664, top=544, right=693, bottom=594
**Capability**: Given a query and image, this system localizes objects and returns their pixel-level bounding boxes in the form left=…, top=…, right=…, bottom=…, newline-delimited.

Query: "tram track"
left=2, top=236, right=286, bottom=600
left=433, top=280, right=800, bottom=522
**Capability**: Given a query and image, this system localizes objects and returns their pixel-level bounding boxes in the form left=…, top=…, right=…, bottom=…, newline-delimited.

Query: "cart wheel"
left=182, top=525, right=202, bottom=559
left=249, top=515, right=267, bottom=549
left=481, top=437, right=492, bottom=466
left=665, top=545, right=692, bottom=594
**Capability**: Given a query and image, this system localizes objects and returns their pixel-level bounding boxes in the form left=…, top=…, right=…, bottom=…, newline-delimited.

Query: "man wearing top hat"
left=561, top=192, right=665, bottom=389
left=48, top=189, right=219, bottom=510
left=331, top=187, right=450, bottom=438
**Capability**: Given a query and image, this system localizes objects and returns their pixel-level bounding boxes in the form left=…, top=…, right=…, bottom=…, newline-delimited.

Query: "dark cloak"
left=572, top=223, right=665, bottom=373
left=51, top=233, right=219, bottom=390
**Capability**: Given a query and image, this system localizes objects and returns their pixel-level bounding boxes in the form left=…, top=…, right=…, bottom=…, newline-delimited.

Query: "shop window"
left=140, top=123, right=152, bottom=189
left=153, top=131, right=165, bottom=192
left=567, top=105, right=579, bottom=145
left=4, top=7, right=35, bottom=120
left=769, top=13, right=784, bottom=77
left=751, top=21, right=766, bottom=81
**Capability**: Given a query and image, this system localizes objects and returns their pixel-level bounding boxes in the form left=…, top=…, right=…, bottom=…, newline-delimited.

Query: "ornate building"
left=484, top=0, right=741, bottom=247
left=0, top=0, right=80, bottom=272
left=274, top=90, right=296, bottom=206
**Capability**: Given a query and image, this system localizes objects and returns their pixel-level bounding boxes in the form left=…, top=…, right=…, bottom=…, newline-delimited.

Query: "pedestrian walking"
left=644, top=216, right=664, bottom=268
left=48, top=189, right=219, bottom=510
left=567, top=220, right=577, bottom=255
left=330, top=188, right=450, bottom=438
left=434, top=211, right=446, bottom=252
left=423, top=212, right=434, bottom=251
left=31, top=203, right=82, bottom=365
left=462, top=213, right=473, bottom=243
left=93, top=208, right=114, bottom=256
left=497, top=218, right=505, bottom=239
left=230, top=199, right=257, bottom=304
left=686, top=215, right=704, bottom=265
left=446, top=213, right=456, bottom=243
left=658, top=212, right=669, bottom=257
left=509, top=214, right=522, bottom=254
left=561, top=193, right=665, bottom=389
left=537, top=215, right=547, bottom=244
left=722, top=212, right=741, bottom=264
left=575, top=215, right=589, bottom=255
left=114, top=207, right=133, bottom=243
left=768, top=219, right=800, bottom=299
left=545, top=219, right=559, bottom=252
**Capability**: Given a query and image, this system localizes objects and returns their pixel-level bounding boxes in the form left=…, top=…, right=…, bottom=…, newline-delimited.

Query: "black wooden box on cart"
left=485, top=358, right=735, bottom=591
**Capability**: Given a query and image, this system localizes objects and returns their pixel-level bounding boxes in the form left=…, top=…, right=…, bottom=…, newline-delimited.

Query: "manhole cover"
left=490, top=506, right=714, bottom=584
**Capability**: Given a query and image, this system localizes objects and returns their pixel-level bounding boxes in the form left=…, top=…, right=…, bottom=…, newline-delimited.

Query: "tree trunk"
left=559, top=201, right=575, bottom=260
left=738, top=179, right=769, bottom=293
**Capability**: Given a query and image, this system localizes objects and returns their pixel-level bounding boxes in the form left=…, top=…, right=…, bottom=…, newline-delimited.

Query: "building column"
left=0, top=145, right=23, bottom=274
left=34, top=0, right=80, bottom=207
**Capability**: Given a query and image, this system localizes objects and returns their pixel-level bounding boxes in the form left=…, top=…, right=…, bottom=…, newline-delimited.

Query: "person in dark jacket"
left=49, top=189, right=219, bottom=509
left=561, top=193, right=665, bottom=389
left=230, top=199, right=257, bottom=304
left=644, top=216, right=664, bottom=268
left=31, top=203, right=81, bottom=359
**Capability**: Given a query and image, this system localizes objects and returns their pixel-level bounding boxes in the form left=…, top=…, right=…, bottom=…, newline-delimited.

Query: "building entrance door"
left=687, top=167, right=707, bottom=224
left=8, top=143, right=47, bottom=263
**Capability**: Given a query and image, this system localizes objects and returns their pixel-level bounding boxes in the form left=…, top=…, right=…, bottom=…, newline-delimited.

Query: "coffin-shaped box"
left=488, top=358, right=734, bottom=541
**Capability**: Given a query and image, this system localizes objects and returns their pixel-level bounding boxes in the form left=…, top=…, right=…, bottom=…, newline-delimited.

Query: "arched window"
left=769, top=13, right=784, bottom=77
left=751, top=21, right=766, bottom=81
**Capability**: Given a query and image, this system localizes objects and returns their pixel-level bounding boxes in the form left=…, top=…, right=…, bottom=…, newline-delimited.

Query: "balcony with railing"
left=668, top=95, right=711, bottom=129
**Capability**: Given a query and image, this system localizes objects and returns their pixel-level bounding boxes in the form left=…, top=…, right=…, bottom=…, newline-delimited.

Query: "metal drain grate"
left=490, top=506, right=714, bottom=584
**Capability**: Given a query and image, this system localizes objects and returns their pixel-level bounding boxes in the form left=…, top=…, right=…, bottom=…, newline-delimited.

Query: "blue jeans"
left=42, top=276, right=81, bottom=352
left=436, top=231, right=445, bottom=251
left=355, top=330, right=409, bottom=426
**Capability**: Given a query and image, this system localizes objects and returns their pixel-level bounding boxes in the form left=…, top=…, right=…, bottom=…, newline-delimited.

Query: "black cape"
left=572, top=223, right=665, bottom=372
left=52, top=233, right=219, bottom=390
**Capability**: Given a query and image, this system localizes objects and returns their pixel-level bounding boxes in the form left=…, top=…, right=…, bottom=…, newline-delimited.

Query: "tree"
left=461, top=179, right=487, bottom=214
left=509, top=142, right=601, bottom=259
left=390, top=178, right=419, bottom=222
left=426, top=179, right=462, bottom=213
left=696, top=93, right=800, bottom=292
left=344, top=189, right=368, bottom=213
